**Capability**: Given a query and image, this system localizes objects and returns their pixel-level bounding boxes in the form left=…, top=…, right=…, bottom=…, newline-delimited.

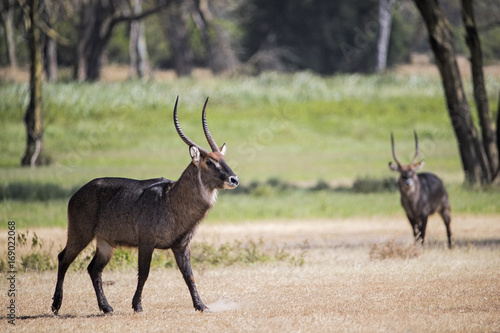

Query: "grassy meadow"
left=1, top=69, right=500, bottom=332
left=1, top=71, right=500, bottom=228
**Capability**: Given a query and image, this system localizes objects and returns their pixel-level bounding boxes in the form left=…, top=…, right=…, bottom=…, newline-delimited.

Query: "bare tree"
left=413, top=0, right=493, bottom=185
left=21, top=0, right=44, bottom=167
left=376, top=0, right=395, bottom=73
left=74, top=0, right=170, bottom=82
left=461, top=0, right=498, bottom=179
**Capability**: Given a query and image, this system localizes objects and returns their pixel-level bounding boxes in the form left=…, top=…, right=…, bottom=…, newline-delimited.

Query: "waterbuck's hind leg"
left=88, top=238, right=115, bottom=314
left=52, top=237, right=94, bottom=315
left=440, top=203, right=453, bottom=249
left=172, top=245, right=209, bottom=312
left=132, top=244, right=154, bottom=313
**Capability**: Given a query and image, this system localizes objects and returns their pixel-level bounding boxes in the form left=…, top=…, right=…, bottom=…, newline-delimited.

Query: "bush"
left=0, top=182, right=76, bottom=201
left=352, top=176, right=397, bottom=193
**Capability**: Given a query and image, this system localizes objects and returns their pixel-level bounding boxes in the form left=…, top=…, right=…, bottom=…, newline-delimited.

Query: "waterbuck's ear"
left=190, top=146, right=201, bottom=166
left=220, top=143, right=227, bottom=155
left=412, top=160, right=424, bottom=171
left=389, top=162, right=399, bottom=172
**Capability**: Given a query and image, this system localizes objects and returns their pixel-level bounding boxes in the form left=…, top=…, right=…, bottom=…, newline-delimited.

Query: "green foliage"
left=352, top=176, right=397, bottom=193
left=107, top=24, right=131, bottom=64
left=1, top=234, right=302, bottom=273
left=240, top=0, right=379, bottom=73
left=0, top=231, right=57, bottom=272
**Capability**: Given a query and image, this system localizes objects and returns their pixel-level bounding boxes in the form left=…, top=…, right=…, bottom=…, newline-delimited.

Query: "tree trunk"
left=497, top=90, right=500, bottom=180
left=1, top=1, right=17, bottom=69
left=45, top=36, right=58, bottom=81
left=128, top=0, right=149, bottom=79
left=163, top=0, right=193, bottom=77
left=42, top=0, right=59, bottom=82
left=196, top=0, right=239, bottom=74
left=376, top=0, right=395, bottom=73
left=22, top=0, right=44, bottom=167
left=74, top=0, right=95, bottom=82
left=84, top=0, right=115, bottom=82
left=74, top=0, right=116, bottom=82
left=413, top=0, right=491, bottom=185
left=75, top=0, right=169, bottom=81
left=461, top=0, right=498, bottom=178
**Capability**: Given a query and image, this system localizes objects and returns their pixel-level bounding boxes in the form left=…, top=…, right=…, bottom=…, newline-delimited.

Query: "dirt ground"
left=1, top=214, right=499, bottom=332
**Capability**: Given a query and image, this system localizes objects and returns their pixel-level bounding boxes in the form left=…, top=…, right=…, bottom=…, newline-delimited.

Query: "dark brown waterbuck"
left=52, top=97, right=239, bottom=315
left=389, top=131, right=453, bottom=249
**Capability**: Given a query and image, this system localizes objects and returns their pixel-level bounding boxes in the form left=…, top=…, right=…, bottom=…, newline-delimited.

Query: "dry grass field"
left=1, top=214, right=499, bottom=332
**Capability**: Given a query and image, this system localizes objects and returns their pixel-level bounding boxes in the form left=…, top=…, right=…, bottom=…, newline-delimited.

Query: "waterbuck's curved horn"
left=391, top=133, right=403, bottom=168
left=411, top=130, right=420, bottom=165
left=173, top=96, right=209, bottom=155
left=201, top=97, right=220, bottom=152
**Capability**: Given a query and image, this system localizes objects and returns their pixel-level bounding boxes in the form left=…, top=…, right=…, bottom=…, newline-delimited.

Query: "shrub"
left=352, top=176, right=397, bottom=193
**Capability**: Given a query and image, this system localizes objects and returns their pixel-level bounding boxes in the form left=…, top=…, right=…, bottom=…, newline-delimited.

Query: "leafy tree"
left=239, top=0, right=380, bottom=74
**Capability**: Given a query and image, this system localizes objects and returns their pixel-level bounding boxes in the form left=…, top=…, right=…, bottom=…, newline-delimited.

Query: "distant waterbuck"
left=389, top=131, right=453, bottom=248
left=52, top=97, right=239, bottom=315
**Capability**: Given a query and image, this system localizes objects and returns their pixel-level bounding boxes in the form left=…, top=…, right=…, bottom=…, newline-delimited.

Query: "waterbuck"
left=389, top=131, right=453, bottom=248
left=52, top=97, right=239, bottom=315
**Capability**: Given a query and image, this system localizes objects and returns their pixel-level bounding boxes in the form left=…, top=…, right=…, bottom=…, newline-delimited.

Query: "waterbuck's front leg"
left=407, top=216, right=420, bottom=243
left=172, top=244, right=209, bottom=312
left=132, top=244, right=154, bottom=313
left=418, top=216, right=429, bottom=245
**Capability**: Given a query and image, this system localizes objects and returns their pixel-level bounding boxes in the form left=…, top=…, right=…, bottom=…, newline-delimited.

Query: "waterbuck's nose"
left=404, top=178, right=414, bottom=187
left=229, top=176, right=239, bottom=187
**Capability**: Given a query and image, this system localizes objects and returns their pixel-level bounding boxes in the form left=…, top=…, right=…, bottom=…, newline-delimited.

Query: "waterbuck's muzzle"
left=225, top=175, right=239, bottom=189
left=403, top=178, right=414, bottom=188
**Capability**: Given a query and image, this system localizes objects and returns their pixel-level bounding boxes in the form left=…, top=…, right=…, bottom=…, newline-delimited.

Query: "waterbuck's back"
left=415, top=172, right=449, bottom=215
left=68, top=177, right=174, bottom=247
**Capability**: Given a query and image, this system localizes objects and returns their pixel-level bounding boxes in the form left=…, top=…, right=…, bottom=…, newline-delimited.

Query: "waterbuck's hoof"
left=51, top=306, right=59, bottom=316
left=51, top=300, right=61, bottom=316
left=101, top=305, right=114, bottom=314
left=133, top=304, right=143, bottom=313
left=195, top=304, right=210, bottom=313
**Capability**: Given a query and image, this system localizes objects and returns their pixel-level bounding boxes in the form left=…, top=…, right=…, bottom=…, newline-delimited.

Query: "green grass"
left=1, top=72, right=499, bottom=229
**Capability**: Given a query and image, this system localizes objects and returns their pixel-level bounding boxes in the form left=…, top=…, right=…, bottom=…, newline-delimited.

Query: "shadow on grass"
left=0, top=177, right=398, bottom=202
left=0, top=182, right=79, bottom=201
left=231, top=177, right=398, bottom=196
left=454, top=238, right=500, bottom=249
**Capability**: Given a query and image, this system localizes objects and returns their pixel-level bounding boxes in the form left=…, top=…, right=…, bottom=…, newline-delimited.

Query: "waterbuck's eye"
left=206, top=159, right=220, bottom=169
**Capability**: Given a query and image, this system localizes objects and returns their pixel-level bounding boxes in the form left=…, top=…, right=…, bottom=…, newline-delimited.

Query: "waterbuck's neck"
left=168, top=163, right=217, bottom=227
